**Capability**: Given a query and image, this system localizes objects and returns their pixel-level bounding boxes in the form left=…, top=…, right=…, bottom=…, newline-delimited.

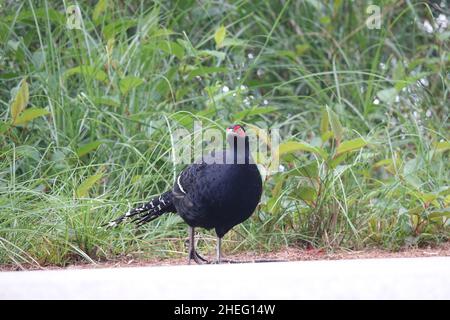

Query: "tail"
left=105, top=191, right=175, bottom=227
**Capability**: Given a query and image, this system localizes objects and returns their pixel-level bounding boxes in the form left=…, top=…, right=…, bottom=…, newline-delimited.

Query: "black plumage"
left=107, top=125, right=262, bottom=264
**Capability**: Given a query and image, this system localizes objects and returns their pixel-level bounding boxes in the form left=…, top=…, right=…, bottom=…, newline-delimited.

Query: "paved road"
left=1, top=257, right=449, bottom=299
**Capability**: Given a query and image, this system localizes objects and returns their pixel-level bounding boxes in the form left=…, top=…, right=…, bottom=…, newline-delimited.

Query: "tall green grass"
left=0, top=0, right=448, bottom=268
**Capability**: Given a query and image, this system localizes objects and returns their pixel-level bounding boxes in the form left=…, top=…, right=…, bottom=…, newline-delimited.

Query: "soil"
left=1, top=242, right=449, bottom=272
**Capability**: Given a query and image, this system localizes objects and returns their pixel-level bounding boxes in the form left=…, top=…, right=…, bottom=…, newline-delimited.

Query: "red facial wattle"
left=230, top=125, right=246, bottom=137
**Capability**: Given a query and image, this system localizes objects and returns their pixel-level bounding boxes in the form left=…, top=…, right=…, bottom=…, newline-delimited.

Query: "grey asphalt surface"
left=1, top=256, right=449, bottom=299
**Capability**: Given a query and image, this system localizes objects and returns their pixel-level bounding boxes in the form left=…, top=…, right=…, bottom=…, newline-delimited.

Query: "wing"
left=172, top=150, right=227, bottom=198
left=172, top=162, right=207, bottom=213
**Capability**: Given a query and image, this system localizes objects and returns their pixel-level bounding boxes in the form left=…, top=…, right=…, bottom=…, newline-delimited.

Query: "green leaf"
left=320, top=16, right=331, bottom=25
left=0, top=122, right=9, bottom=135
left=76, top=141, right=102, bottom=157
left=295, top=44, right=310, bottom=56
left=103, top=19, right=137, bottom=40
left=410, top=191, right=437, bottom=204
left=151, top=28, right=175, bottom=38
left=10, top=78, right=29, bottom=123
left=171, top=113, right=195, bottom=129
left=172, top=110, right=215, bottom=129
left=326, top=105, right=343, bottom=143
left=64, top=66, right=108, bottom=83
left=214, top=25, right=226, bottom=48
left=376, top=87, right=397, bottom=104
left=155, top=66, right=176, bottom=96
left=197, top=50, right=226, bottom=60
left=221, top=38, right=247, bottom=47
left=321, top=130, right=333, bottom=142
left=157, top=41, right=185, bottom=59
left=403, top=158, right=419, bottom=176
left=76, top=173, right=104, bottom=198
left=187, top=67, right=227, bottom=80
left=131, top=175, right=142, bottom=184
left=13, top=107, right=49, bottom=125
left=266, top=196, right=280, bottom=213
left=93, top=0, right=108, bottom=24
left=278, top=141, right=328, bottom=159
left=329, top=153, right=347, bottom=168
left=271, top=175, right=286, bottom=198
left=233, top=107, right=276, bottom=121
left=428, top=209, right=450, bottom=220
left=434, top=141, right=450, bottom=152
left=404, top=174, right=422, bottom=189
left=406, top=206, right=423, bottom=217
left=119, top=76, right=144, bottom=95
left=92, top=96, right=120, bottom=108
left=336, top=138, right=367, bottom=155
left=296, top=186, right=317, bottom=202
left=292, top=162, right=318, bottom=178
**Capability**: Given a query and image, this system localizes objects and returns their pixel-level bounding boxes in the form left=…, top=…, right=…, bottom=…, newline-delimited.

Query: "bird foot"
left=188, top=250, right=209, bottom=265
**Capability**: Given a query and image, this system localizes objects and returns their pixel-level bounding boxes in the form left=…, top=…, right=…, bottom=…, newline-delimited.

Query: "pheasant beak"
left=226, top=125, right=246, bottom=138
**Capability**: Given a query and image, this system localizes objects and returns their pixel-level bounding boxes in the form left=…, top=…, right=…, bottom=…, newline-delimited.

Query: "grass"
left=0, top=0, right=448, bottom=268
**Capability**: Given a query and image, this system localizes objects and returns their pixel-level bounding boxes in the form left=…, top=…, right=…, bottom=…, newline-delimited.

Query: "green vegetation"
left=0, top=0, right=448, bottom=268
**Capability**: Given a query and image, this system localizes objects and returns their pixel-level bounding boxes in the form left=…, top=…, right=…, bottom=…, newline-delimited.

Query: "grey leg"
left=187, top=226, right=208, bottom=265
left=188, top=226, right=194, bottom=265
left=216, top=236, right=222, bottom=264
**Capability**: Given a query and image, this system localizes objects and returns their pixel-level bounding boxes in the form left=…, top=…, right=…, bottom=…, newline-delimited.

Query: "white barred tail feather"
left=105, top=191, right=175, bottom=228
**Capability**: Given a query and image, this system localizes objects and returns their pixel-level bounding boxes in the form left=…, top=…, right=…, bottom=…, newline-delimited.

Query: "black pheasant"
left=107, top=125, right=263, bottom=264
